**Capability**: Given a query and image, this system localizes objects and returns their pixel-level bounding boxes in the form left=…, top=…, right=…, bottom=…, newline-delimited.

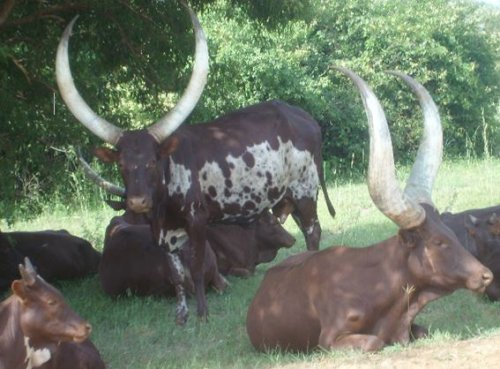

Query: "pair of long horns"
left=335, top=68, right=442, bottom=229
left=55, top=1, right=208, bottom=145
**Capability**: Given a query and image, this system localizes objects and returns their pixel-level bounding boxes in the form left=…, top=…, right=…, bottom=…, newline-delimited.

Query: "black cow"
left=56, top=4, right=335, bottom=323
left=441, top=205, right=500, bottom=300
left=0, top=230, right=101, bottom=292
left=246, top=69, right=493, bottom=352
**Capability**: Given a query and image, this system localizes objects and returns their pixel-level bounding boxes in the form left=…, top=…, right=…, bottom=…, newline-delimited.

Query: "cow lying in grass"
left=207, top=211, right=296, bottom=277
left=0, top=230, right=101, bottom=292
left=246, top=69, right=493, bottom=353
left=0, top=258, right=104, bottom=369
left=441, top=205, right=500, bottom=300
left=99, top=210, right=228, bottom=298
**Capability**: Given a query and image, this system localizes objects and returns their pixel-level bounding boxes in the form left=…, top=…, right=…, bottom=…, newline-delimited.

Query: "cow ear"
left=160, top=136, right=180, bottom=157
left=398, top=229, right=418, bottom=248
left=11, top=280, right=28, bottom=303
left=94, top=147, right=119, bottom=163
left=465, top=215, right=478, bottom=235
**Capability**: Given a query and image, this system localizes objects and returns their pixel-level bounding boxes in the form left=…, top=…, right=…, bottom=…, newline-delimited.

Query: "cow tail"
left=320, top=170, right=336, bottom=219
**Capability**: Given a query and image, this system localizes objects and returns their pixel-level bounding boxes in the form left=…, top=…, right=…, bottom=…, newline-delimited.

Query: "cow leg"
left=319, top=330, right=385, bottom=352
left=166, top=252, right=189, bottom=325
left=187, top=219, right=209, bottom=321
left=410, top=323, right=428, bottom=341
left=291, top=197, right=321, bottom=251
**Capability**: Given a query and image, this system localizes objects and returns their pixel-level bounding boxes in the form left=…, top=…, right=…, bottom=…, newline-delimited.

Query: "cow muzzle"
left=466, top=266, right=493, bottom=293
left=127, top=196, right=152, bottom=213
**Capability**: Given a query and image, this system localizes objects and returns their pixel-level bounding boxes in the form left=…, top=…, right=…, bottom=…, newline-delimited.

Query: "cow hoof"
left=175, top=306, right=189, bottom=326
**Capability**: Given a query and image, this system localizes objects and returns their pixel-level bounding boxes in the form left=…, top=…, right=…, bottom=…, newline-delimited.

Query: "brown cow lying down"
left=207, top=211, right=296, bottom=277
left=0, top=230, right=101, bottom=292
left=0, top=258, right=105, bottom=369
left=441, top=205, right=500, bottom=300
left=99, top=214, right=228, bottom=298
left=246, top=68, right=493, bottom=352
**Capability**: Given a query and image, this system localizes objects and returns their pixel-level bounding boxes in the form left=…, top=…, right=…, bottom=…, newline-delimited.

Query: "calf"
left=246, top=69, right=493, bottom=352
left=0, top=230, right=101, bottom=292
left=441, top=206, right=500, bottom=300
left=99, top=213, right=228, bottom=298
left=0, top=258, right=104, bottom=369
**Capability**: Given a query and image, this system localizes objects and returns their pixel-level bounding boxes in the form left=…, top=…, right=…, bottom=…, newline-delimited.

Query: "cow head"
left=56, top=3, right=208, bottom=214
left=11, top=258, right=91, bottom=344
left=255, top=211, right=296, bottom=263
left=465, top=213, right=500, bottom=299
left=401, top=204, right=492, bottom=293
left=337, top=67, right=492, bottom=294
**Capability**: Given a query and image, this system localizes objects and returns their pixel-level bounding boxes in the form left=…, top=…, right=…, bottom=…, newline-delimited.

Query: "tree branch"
left=0, top=3, right=88, bottom=29
left=0, top=0, right=16, bottom=26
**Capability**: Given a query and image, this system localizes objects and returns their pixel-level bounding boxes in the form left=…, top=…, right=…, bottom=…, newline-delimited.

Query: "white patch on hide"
left=168, top=158, right=192, bottom=197
left=24, top=336, right=51, bottom=369
left=198, top=137, right=319, bottom=220
left=160, top=228, right=188, bottom=252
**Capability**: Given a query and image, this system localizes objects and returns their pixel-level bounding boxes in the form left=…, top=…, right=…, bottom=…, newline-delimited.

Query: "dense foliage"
left=1, top=0, right=498, bottom=222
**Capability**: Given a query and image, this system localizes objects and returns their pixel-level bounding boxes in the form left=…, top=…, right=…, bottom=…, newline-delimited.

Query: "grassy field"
left=2, top=158, right=500, bottom=368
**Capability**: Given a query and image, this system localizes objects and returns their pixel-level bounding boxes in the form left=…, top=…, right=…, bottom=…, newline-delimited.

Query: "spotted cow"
left=56, top=5, right=335, bottom=324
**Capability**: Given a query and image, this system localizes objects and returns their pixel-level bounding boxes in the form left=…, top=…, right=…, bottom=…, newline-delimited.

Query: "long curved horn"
left=387, top=71, right=442, bottom=207
left=335, top=67, right=425, bottom=229
left=56, top=16, right=123, bottom=145
left=147, top=2, right=209, bottom=143
left=19, top=257, right=37, bottom=286
left=77, top=149, right=126, bottom=197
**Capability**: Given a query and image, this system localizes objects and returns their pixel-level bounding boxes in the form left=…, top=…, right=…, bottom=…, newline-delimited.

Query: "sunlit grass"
left=2, top=158, right=500, bottom=368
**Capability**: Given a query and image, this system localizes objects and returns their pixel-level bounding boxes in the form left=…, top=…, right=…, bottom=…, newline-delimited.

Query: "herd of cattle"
left=1, top=3, right=499, bottom=369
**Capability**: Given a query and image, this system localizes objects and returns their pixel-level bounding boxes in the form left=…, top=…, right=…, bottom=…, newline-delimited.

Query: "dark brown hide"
left=0, top=230, right=101, bottom=291
left=0, top=260, right=104, bottom=369
left=94, top=100, right=335, bottom=323
left=99, top=216, right=227, bottom=298
left=208, top=211, right=296, bottom=277
left=441, top=205, right=500, bottom=300
left=246, top=204, right=492, bottom=352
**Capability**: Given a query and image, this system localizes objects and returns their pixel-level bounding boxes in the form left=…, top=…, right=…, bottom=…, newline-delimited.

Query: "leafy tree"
left=0, top=0, right=498, bottom=222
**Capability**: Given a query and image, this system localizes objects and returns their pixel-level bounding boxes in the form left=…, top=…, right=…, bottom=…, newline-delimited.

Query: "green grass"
left=2, top=158, right=500, bottom=368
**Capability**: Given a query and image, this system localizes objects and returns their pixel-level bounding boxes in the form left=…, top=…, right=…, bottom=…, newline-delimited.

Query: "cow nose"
left=127, top=196, right=152, bottom=213
left=482, top=269, right=494, bottom=287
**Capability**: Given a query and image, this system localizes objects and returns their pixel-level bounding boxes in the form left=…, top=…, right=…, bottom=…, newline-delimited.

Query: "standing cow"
left=246, top=68, right=493, bottom=352
left=56, top=3, right=335, bottom=323
left=0, top=258, right=104, bottom=369
left=441, top=206, right=500, bottom=300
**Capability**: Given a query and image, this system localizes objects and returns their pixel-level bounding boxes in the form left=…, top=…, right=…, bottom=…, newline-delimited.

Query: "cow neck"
left=0, top=296, right=52, bottom=369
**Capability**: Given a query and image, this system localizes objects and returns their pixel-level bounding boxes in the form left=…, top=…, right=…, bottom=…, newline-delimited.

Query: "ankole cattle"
left=0, top=230, right=101, bottom=292
left=99, top=212, right=228, bottom=298
left=79, top=156, right=295, bottom=292
left=441, top=205, right=500, bottom=300
left=56, top=4, right=335, bottom=323
left=0, top=258, right=104, bottom=369
left=246, top=68, right=493, bottom=353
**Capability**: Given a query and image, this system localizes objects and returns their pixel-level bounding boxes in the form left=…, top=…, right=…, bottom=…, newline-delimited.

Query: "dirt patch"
left=275, top=334, right=500, bottom=369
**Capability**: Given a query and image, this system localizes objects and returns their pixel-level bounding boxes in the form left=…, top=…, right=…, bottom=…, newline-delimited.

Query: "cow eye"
left=47, top=299, right=57, bottom=306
